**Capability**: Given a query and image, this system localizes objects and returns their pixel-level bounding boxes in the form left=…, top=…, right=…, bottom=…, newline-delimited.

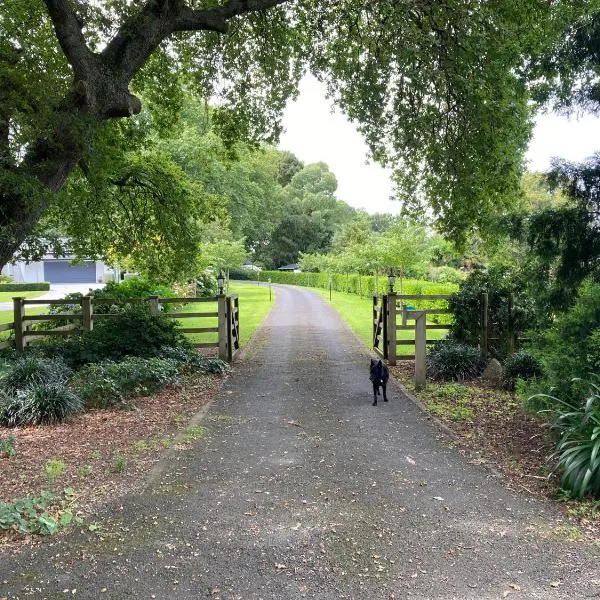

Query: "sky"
left=279, top=76, right=600, bottom=214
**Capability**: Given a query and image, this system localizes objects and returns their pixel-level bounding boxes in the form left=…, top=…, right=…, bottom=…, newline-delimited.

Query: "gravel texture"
left=1, top=284, right=599, bottom=599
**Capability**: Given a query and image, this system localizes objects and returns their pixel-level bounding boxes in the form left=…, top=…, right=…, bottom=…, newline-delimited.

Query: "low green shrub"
left=0, top=282, right=50, bottom=291
left=71, top=356, right=180, bottom=409
left=540, top=382, right=600, bottom=498
left=1, top=356, right=72, bottom=392
left=159, top=346, right=229, bottom=374
left=503, top=352, right=544, bottom=389
left=0, top=382, right=83, bottom=426
left=427, top=340, right=485, bottom=381
left=0, top=435, right=16, bottom=458
left=0, top=489, right=80, bottom=535
left=40, top=304, right=187, bottom=368
left=195, top=272, right=218, bottom=297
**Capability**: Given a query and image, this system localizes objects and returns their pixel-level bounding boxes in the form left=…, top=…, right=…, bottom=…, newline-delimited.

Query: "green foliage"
left=40, top=305, right=187, bottom=368
left=158, top=346, right=229, bottom=375
left=95, top=278, right=175, bottom=303
left=0, top=382, right=83, bottom=427
left=0, top=434, right=16, bottom=458
left=543, top=384, right=600, bottom=499
left=71, top=356, right=180, bottom=409
left=427, top=340, right=485, bottom=381
left=195, top=272, right=218, bottom=297
left=111, top=453, right=127, bottom=474
left=0, top=283, right=50, bottom=291
left=1, top=356, right=72, bottom=392
left=0, top=491, right=58, bottom=536
left=449, top=265, right=536, bottom=359
left=44, top=459, right=66, bottom=488
left=522, top=281, right=600, bottom=404
left=503, top=352, right=544, bottom=389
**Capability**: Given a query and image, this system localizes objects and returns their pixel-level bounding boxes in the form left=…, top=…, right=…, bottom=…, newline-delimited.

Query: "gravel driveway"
left=1, top=284, right=598, bottom=599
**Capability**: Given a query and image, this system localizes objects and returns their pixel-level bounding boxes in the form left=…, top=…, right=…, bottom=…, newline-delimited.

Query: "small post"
left=268, top=278, right=272, bottom=302
left=386, top=292, right=397, bottom=365
left=13, top=297, right=25, bottom=352
left=382, top=294, right=389, bottom=360
left=507, top=293, right=515, bottom=355
left=82, top=294, right=93, bottom=332
left=148, top=295, right=160, bottom=315
left=226, top=295, right=233, bottom=362
left=218, top=293, right=228, bottom=361
left=481, top=292, right=489, bottom=361
left=414, top=312, right=427, bottom=390
left=329, top=276, right=332, bottom=301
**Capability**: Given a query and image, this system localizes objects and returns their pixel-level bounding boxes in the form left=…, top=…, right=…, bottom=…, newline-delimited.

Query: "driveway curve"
left=1, top=284, right=598, bottom=599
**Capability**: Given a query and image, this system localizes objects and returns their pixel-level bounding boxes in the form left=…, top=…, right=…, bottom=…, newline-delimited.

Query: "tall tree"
left=0, top=0, right=558, bottom=268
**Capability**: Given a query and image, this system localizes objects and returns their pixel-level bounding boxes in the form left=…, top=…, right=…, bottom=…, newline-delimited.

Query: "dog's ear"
left=377, top=360, right=382, bottom=366
left=370, top=359, right=376, bottom=366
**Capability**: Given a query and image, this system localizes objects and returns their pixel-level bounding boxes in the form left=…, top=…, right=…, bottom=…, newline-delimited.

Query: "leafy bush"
left=427, top=266, right=464, bottom=284
left=0, top=382, right=83, bottom=426
left=427, top=340, right=485, bottom=381
left=449, top=265, right=536, bottom=360
left=40, top=304, right=187, bottom=368
left=159, top=346, right=229, bottom=374
left=503, top=352, right=544, bottom=389
left=1, top=356, right=72, bottom=392
left=95, top=277, right=175, bottom=303
left=71, top=356, right=180, bottom=409
left=0, top=435, right=16, bottom=458
left=541, top=383, right=600, bottom=498
left=521, top=280, right=600, bottom=406
left=195, top=272, right=218, bottom=297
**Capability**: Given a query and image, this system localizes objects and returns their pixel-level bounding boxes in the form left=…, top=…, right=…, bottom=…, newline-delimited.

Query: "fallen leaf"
left=275, top=563, right=287, bottom=570
left=433, top=496, right=444, bottom=501
left=550, top=581, right=562, bottom=588
left=406, top=456, right=416, bottom=465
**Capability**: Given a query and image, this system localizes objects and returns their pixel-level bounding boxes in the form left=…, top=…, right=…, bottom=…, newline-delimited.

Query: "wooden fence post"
left=148, top=295, right=160, bottom=315
left=414, top=312, right=427, bottom=390
left=218, top=294, right=228, bottom=361
left=480, top=292, right=489, bottom=361
left=386, top=292, right=397, bottom=365
left=82, top=294, right=93, bottom=332
left=507, top=293, right=515, bottom=355
left=13, top=297, right=25, bottom=352
left=226, top=295, right=233, bottom=362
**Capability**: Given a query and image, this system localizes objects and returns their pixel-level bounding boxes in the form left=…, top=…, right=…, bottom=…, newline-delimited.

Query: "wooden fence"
left=373, top=293, right=452, bottom=363
left=3, top=294, right=240, bottom=362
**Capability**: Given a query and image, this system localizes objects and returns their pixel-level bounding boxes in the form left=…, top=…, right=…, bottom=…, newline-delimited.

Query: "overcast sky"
left=279, top=75, right=600, bottom=214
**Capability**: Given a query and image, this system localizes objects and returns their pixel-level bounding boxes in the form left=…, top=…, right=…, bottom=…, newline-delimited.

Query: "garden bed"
left=390, top=362, right=600, bottom=541
left=0, top=371, right=224, bottom=550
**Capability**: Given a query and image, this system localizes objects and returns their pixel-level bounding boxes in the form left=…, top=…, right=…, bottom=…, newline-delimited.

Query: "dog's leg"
left=372, top=382, right=378, bottom=406
left=382, top=382, right=388, bottom=402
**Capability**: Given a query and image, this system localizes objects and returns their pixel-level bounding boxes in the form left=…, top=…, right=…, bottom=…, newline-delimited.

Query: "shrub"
left=503, top=351, right=544, bottom=389
left=195, top=272, right=218, bottom=297
left=448, top=265, right=536, bottom=360
left=71, top=356, right=180, bottom=409
left=541, top=382, right=600, bottom=498
left=427, top=340, right=485, bottom=381
left=521, top=280, right=600, bottom=406
left=0, top=382, right=83, bottom=426
left=0, top=282, right=50, bottom=291
left=1, top=356, right=72, bottom=392
left=159, top=346, right=229, bottom=374
left=39, top=304, right=187, bottom=368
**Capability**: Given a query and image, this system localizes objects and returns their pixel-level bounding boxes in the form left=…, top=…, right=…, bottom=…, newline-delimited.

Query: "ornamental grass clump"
left=540, top=382, right=600, bottom=499
left=427, top=339, right=485, bottom=381
left=1, top=356, right=72, bottom=392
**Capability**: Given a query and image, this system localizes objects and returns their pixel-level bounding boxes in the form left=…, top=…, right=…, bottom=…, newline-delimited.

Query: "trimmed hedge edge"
left=0, top=282, right=50, bottom=292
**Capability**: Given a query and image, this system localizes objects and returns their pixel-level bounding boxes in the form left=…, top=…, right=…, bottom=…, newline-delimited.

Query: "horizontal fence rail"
left=4, top=294, right=240, bottom=362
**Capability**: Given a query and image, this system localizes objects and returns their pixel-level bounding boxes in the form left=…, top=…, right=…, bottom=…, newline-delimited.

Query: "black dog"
left=369, top=359, right=389, bottom=406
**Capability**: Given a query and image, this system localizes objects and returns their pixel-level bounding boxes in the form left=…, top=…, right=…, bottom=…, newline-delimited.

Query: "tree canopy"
left=0, top=0, right=572, bottom=269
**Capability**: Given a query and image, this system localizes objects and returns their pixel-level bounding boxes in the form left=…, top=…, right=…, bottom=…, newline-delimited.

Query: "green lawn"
left=0, top=291, right=47, bottom=302
left=169, top=282, right=274, bottom=348
left=313, top=288, right=449, bottom=356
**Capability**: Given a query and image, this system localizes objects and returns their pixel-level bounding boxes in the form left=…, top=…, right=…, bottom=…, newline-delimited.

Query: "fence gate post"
left=82, top=294, right=93, bottom=332
left=218, top=294, right=229, bottom=361
left=226, top=295, right=233, bottom=362
left=480, top=292, right=489, bottom=361
left=13, top=297, right=25, bottom=352
left=148, top=295, right=160, bottom=315
left=507, top=292, right=515, bottom=355
left=414, top=311, right=427, bottom=390
left=386, top=292, right=397, bottom=365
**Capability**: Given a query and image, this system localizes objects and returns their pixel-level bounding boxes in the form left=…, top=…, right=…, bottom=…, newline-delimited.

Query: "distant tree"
left=276, top=151, right=304, bottom=187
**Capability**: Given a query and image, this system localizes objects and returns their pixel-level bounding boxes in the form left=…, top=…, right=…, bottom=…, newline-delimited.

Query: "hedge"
left=0, top=282, right=50, bottom=292
left=237, top=270, right=457, bottom=322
